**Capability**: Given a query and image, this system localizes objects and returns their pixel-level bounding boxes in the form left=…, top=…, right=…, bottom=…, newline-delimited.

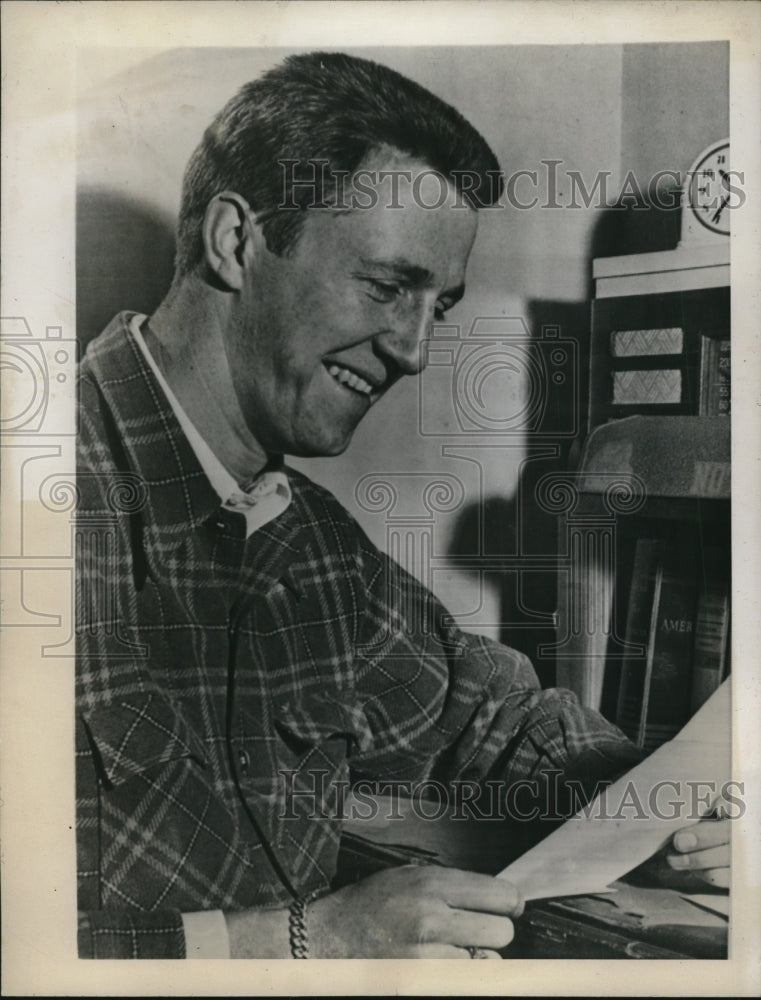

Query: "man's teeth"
left=327, top=364, right=374, bottom=395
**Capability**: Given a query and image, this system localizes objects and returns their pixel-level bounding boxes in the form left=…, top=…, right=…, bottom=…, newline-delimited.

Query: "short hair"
left=175, top=51, right=503, bottom=275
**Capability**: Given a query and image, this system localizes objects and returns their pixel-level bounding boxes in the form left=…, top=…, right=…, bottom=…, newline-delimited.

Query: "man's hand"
left=667, top=804, right=731, bottom=889
left=309, top=865, right=523, bottom=958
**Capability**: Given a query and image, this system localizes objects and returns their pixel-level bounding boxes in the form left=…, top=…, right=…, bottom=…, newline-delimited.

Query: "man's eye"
left=366, top=279, right=403, bottom=303
left=365, top=280, right=450, bottom=322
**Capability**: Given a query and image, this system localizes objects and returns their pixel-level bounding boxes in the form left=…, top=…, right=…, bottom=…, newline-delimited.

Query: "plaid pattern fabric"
left=76, top=313, right=639, bottom=958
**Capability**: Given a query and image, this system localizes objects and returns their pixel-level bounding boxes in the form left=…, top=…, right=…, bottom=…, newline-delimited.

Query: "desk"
left=338, top=795, right=728, bottom=959
left=508, top=887, right=727, bottom=959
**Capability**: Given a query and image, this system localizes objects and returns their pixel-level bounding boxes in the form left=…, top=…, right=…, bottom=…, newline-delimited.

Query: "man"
left=76, top=51, right=728, bottom=959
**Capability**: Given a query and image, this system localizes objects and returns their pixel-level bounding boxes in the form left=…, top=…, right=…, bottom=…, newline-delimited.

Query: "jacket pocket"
left=80, top=692, right=207, bottom=788
left=273, top=692, right=372, bottom=759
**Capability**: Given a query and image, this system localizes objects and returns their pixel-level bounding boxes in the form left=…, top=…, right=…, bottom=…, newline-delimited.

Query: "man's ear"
left=202, top=191, right=263, bottom=290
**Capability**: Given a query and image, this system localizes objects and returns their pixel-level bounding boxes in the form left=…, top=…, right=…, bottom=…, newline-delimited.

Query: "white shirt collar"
left=130, top=314, right=291, bottom=537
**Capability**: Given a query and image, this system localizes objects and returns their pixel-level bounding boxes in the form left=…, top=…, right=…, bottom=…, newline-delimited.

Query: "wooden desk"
left=338, top=796, right=728, bottom=959
left=507, top=887, right=727, bottom=960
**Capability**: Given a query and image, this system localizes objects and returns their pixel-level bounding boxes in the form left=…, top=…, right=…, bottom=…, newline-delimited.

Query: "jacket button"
left=237, top=749, right=250, bottom=770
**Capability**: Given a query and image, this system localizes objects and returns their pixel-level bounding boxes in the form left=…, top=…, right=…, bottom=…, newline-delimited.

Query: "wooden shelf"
left=593, top=243, right=729, bottom=298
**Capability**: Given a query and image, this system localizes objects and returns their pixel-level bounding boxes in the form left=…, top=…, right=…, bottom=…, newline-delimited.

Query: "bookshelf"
left=555, top=243, right=730, bottom=746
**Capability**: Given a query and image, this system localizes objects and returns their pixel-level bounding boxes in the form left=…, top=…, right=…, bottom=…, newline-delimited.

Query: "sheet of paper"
left=498, top=681, right=730, bottom=901
left=587, top=883, right=728, bottom=928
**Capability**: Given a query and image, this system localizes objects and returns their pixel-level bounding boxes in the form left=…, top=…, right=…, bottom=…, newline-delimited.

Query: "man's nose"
left=374, top=301, right=434, bottom=376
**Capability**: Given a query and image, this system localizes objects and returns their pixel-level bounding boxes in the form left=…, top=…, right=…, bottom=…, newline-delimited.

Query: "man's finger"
left=422, top=868, right=524, bottom=917
left=667, top=844, right=729, bottom=872
left=673, top=818, right=730, bottom=853
left=435, top=909, right=515, bottom=950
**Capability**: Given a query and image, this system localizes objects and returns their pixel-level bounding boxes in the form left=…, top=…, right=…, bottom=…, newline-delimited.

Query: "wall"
left=621, top=42, right=729, bottom=190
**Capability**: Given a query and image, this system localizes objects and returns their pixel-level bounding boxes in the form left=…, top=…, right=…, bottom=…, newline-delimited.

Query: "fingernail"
left=676, top=832, right=697, bottom=851
left=669, top=853, right=689, bottom=868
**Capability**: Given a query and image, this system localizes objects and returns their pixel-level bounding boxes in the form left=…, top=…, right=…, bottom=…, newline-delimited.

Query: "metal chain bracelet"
left=288, top=897, right=309, bottom=958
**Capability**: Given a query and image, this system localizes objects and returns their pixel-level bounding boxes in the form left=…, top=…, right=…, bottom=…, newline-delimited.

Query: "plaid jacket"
left=76, top=313, right=640, bottom=958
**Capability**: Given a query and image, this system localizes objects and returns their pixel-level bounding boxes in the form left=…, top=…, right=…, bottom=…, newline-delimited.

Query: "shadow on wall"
left=445, top=300, right=592, bottom=690
left=589, top=196, right=682, bottom=282
left=443, top=200, right=683, bottom=688
left=77, top=187, right=176, bottom=348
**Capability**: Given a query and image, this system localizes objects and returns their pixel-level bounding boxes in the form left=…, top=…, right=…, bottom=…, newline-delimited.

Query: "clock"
left=679, top=139, right=731, bottom=245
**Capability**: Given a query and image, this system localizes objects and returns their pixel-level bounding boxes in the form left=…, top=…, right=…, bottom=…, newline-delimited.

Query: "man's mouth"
left=326, top=363, right=376, bottom=397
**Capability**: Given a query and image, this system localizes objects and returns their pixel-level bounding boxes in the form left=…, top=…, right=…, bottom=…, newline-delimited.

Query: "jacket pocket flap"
left=81, top=693, right=207, bottom=787
left=274, top=694, right=371, bottom=755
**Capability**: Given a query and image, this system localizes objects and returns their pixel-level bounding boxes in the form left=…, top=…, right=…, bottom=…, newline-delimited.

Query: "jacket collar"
left=82, top=312, right=307, bottom=589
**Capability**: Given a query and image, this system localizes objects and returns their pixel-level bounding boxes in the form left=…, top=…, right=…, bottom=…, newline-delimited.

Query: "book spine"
left=698, top=336, right=717, bottom=414
left=554, top=550, right=615, bottom=712
left=690, top=548, right=731, bottom=713
left=616, top=538, right=662, bottom=743
left=639, top=538, right=699, bottom=750
left=716, top=339, right=731, bottom=415
left=616, top=534, right=699, bottom=750
left=699, top=336, right=731, bottom=416
left=722, top=614, right=731, bottom=682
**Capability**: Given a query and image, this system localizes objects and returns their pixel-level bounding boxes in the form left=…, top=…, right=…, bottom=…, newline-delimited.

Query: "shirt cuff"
left=181, top=910, right=230, bottom=959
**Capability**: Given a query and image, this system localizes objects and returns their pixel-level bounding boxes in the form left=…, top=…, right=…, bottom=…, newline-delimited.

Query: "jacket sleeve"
left=349, top=525, right=644, bottom=799
left=77, top=909, right=186, bottom=959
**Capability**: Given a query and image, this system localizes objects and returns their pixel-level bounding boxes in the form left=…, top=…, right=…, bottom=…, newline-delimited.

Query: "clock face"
left=688, top=141, right=730, bottom=236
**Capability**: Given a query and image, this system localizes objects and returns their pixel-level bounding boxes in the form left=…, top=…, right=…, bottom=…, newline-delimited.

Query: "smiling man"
left=75, top=51, right=728, bottom=960
left=146, top=145, right=475, bottom=470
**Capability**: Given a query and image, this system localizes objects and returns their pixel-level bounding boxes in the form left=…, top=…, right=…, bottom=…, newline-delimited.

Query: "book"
left=616, top=534, right=699, bottom=750
left=698, top=336, right=731, bottom=416
left=690, top=547, right=731, bottom=712
left=615, top=537, right=662, bottom=740
left=554, top=532, right=617, bottom=712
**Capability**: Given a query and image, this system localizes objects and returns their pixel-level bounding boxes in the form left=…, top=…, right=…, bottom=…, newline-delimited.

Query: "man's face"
left=223, top=148, right=478, bottom=457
